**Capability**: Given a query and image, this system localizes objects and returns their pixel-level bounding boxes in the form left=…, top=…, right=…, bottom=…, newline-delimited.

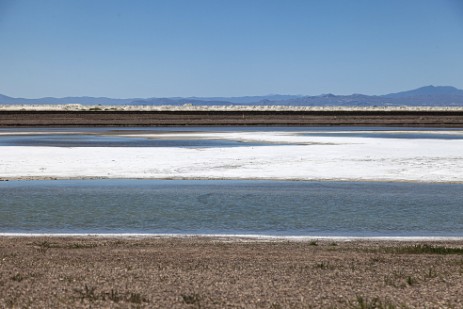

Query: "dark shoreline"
left=1, top=110, right=463, bottom=127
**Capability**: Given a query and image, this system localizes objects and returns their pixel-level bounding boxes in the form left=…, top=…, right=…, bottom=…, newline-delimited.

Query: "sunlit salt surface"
left=2, top=127, right=463, bottom=182
left=1, top=179, right=462, bottom=237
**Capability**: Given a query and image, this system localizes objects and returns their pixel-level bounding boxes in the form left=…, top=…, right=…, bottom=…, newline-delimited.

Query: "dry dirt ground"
left=1, top=237, right=463, bottom=308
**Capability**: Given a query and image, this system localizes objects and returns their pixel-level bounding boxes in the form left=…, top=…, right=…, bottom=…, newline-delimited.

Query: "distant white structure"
left=1, top=104, right=463, bottom=112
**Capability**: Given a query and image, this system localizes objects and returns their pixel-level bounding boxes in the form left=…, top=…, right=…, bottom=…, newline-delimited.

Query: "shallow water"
left=0, top=134, right=269, bottom=147
left=300, top=132, right=463, bottom=139
left=1, top=126, right=462, bottom=147
left=1, top=180, right=462, bottom=237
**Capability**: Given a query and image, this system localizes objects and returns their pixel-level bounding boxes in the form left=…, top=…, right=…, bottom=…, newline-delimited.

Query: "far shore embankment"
left=1, top=105, right=463, bottom=127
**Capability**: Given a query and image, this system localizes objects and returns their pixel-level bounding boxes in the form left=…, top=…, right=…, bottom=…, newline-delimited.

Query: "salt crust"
left=1, top=130, right=463, bottom=183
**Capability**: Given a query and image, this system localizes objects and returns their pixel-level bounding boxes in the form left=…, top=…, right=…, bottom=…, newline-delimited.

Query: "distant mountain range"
left=1, top=85, right=463, bottom=106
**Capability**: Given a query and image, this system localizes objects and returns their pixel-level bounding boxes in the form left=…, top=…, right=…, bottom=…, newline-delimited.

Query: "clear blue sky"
left=1, top=0, right=462, bottom=98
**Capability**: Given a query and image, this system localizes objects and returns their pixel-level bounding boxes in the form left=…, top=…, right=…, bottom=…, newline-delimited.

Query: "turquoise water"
left=1, top=180, right=462, bottom=237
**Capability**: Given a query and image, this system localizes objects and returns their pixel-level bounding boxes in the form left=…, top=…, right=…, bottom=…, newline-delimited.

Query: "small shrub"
left=107, top=289, right=122, bottom=302
left=33, top=240, right=52, bottom=248
left=181, top=293, right=201, bottom=305
left=128, top=292, right=147, bottom=304
left=377, top=244, right=463, bottom=255
left=426, top=267, right=438, bottom=278
left=75, top=286, right=149, bottom=304
left=67, top=242, right=98, bottom=249
left=406, top=276, right=417, bottom=286
left=316, top=261, right=334, bottom=270
left=10, top=273, right=25, bottom=282
left=270, top=303, right=283, bottom=309
left=352, top=296, right=397, bottom=309
left=75, top=285, right=98, bottom=302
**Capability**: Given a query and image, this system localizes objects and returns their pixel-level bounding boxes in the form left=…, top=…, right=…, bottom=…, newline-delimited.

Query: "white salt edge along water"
left=1, top=233, right=463, bottom=242
left=1, top=131, right=463, bottom=182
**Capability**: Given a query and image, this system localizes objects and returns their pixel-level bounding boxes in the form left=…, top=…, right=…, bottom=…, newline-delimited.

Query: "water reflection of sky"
left=300, top=132, right=463, bottom=139
left=0, top=134, right=274, bottom=148
left=1, top=180, right=463, bottom=237
left=0, top=126, right=463, bottom=147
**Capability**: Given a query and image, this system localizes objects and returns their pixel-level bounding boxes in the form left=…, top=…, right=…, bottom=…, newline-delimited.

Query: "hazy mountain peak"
left=383, top=85, right=463, bottom=98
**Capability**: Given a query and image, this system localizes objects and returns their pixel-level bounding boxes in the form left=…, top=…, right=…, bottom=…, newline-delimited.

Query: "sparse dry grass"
left=0, top=237, right=462, bottom=308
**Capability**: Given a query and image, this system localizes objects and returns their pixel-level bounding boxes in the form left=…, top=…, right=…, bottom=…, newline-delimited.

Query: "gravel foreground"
left=1, top=237, right=463, bottom=308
